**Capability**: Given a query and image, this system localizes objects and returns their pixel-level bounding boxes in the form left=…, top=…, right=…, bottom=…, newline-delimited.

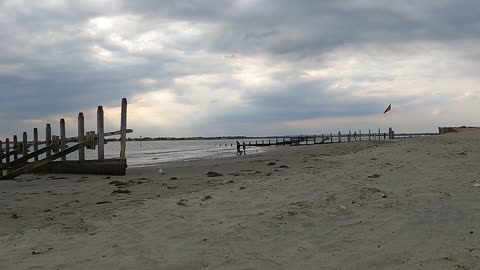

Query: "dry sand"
left=1, top=129, right=480, bottom=269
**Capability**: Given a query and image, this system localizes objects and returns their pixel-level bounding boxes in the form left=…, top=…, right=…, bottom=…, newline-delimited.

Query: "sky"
left=1, top=0, right=480, bottom=139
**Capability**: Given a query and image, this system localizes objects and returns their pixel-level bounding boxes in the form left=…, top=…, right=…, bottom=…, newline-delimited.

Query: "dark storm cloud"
left=1, top=0, right=479, bottom=136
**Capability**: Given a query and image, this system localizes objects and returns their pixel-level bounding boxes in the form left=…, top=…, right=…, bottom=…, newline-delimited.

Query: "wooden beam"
left=78, top=112, right=85, bottom=161
left=33, top=128, right=38, bottom=161
left=60, top=119, right=66, bottom=161
left=13, top=135, right=18, bottom=160
left=5, top=138, right=10, bottom=163
left=0, top=144, right=54, bottom=171
left=0, top=140, right=2, bottom=177
left=0, top=141, right=89, bottom=180
left=22, top=132, right=28, bottom=157
left=46, top=124, right=52, bottom=157
left=97, top=106, right=105, bottom=160
left=338, top=132, right=341, bottom=143
left=31, top=159, right=127, bottom=176
left=120, top=98, right=127, bottom=160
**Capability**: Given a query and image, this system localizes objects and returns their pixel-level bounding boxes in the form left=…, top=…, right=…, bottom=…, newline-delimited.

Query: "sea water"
left=76, top=139, right=271, bottom=167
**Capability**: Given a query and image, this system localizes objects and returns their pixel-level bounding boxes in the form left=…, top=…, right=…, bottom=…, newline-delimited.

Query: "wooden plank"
left=120, top=98, right=127, bottom=160
left=0, top=141, right=89, bottom=180
left=31, top=159, right=127, bottom=176
left=60, top=119, right=66, bottom=161
left=338, top=132, right=341, bottom=143
left=34, top=128, right=39, bottom=161
left=46, top=124, right=52, bottom=157
left=97, top=106, right=104, bottom=160
left=78, top=112, right=85, bottom=161
left=0, top=144, right=54, bottom=171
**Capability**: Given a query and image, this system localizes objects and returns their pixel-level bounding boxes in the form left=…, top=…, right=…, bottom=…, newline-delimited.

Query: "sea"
left=77, top=139, right=272, bottom=167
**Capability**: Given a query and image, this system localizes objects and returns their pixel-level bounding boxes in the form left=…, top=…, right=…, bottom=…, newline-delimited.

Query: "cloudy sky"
left=1, top=0, right=479, bottom=138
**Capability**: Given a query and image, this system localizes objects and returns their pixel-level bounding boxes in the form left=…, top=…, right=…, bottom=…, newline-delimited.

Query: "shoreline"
left=1, top=130, right=480, bottom=269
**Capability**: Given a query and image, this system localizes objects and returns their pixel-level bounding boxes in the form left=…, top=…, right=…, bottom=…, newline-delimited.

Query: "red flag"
left=384, top=104, right=391, bottom=114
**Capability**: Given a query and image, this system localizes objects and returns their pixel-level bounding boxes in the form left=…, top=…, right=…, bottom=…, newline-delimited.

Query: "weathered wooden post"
left=5, top=138, right=10, bottom=163
left=359, top=130, right=362, bottom=141
left=268, top=139, right=271, bottom=145
left=368, top=129, right=371, bottom=140
left=13, top=135, right=18, bottom=160
left=378, top=129, right=381, bottom=140
left=120, top=98, right=127, bottom=160
left=60, top=119, right=66, bottom=161
left=78, top=112, right=85, bottom=161
left=22, top=132, right=28, bottom=157
left=0, top=140, right=2, bottom=177
left=338, top=131, right=341, bottom=143
left=330, top=133, right=333, bottom=143
left=46, top=124, right=52, bottom=157
left=348, top=131, right=351, bottom=142
left=275, top=137, right=278, bottom=146
left=33, top=128, right=38, bottom=161
left=97, top=106, right=105, bottom=160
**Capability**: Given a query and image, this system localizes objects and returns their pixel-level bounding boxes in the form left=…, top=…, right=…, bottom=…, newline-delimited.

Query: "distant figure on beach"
left=236, top=141, right=241, bottom=155
left=242, top=141, right=246, bottom=155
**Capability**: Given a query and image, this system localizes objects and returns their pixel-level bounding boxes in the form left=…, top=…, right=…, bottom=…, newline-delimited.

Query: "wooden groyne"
left=241, top=129, right=437, bottom=147
left=0, top=98, right=132, bottom=180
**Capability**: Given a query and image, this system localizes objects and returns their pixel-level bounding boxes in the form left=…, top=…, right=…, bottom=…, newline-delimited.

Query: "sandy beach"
left=1, top=128, right=480, bottom=270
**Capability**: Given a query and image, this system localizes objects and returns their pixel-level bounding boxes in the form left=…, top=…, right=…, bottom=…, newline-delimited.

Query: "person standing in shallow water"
left=242, top=141, right=246, bottom=155
left=236, top=141, right=241, bottom=155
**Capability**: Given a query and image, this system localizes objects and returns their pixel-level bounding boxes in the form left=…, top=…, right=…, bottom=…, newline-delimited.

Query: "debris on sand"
left=177, top=199, right=188, bottom=207
left=111, top=189, right=131, bottom=195
left=109, top=180, right=127, bottom=186
left=10, top=213, right=21, bottom=219
left=267, top=162, right=276, bottom=166
left=109, top=180, right=145, bottom=187
left=279, top=165, right=289, bottom=168
left=96, top=201, right=112, bottom=204
left=158, top=169, right=167, bottom=175
left=170, top=177, right=178, bottom=180
left=368, top=174, right=382, bottom=179
left=202, top=195, right=213, bottom=201
left=206, top=171, right=223, bottom=177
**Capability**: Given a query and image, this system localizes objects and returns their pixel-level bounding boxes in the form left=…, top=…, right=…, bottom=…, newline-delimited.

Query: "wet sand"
left=1, top=129, right=480, bottom=269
